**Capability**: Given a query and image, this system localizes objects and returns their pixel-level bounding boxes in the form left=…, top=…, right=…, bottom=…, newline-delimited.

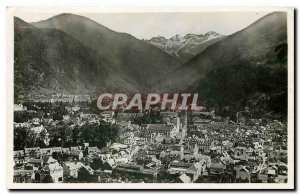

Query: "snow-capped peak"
left=170, top=34, right=183, bottom=42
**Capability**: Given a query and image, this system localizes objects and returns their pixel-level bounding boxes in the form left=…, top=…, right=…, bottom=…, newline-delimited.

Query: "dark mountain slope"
left=156, top=12, right=287, bottom=92
left=32, top=13, right=180, bottom=90
left=14, top=17, right=136, bottom=99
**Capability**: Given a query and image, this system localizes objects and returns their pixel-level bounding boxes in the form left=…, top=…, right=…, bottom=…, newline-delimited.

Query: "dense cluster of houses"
left=13, top=103, right=288, bottom=183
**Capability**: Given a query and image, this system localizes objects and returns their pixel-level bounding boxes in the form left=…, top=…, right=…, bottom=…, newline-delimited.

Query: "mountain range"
left=32, top=14, right=180, bottom=90
left=14, top=12, right=288, bottom=115
left=15, top=17, right=110, bottom=97
left=155, top=12, right=287, bottom=92
left=146, top=32, right=225, bottom=62
left=15, top=14, right=181, bottom=98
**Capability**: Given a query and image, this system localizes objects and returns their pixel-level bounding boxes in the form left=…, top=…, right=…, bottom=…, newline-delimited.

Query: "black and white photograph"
left=5, top=6, right=294, bottom=189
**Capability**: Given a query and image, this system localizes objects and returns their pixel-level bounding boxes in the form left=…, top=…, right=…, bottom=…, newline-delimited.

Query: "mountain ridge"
left=155, top=12, right=287, bottom=92
left=32, top=13, right=181, bottom=90
left=146, top=31, right=225, bottom=62
left=14, top=16, right=140, bottom=99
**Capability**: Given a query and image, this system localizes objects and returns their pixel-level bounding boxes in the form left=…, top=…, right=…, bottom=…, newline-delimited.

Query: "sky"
left=14, top=11, right=270, bottom=39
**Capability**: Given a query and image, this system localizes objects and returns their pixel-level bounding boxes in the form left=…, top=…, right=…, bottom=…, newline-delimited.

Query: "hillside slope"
left=32, top=14, right=180, bottom=90
left=156, top=12, right=287, bottom=92
left=14, top=17, right=137, bottom=99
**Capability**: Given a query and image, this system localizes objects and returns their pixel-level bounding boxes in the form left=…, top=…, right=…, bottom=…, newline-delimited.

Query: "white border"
left=6, top=6, right=294, bottom=190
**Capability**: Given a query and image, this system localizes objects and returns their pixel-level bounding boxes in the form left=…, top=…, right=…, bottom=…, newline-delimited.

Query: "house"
left=234, top=147, right=247, bottom=156
left=40, top=147, right=62, bottom=157
left=221, top=154, right=240, bottom=165
left=88, top=147, right=99, bottom=155
left=14, top=104, right=27, bottom=112
left=40, top=156, right=63, bottom=183
left=14, top=150, right=26, bottom=166
left=210, top=145, right=224, bottom=154
left=245, top=147, right=254, bottom=156
left=235, top=166, right=250, bottom=182
left=274, top=175, right=287, bottom=183
left=63, top=162, right=84, bottom=178
left=103, top=158, right=117, bottom=171
left=69, top=150, right=83, bottom=160
left=145, top=157, right=161, bottom=169
left=253, top=142, right=263, bottom=150
left=83, top=165, right=94, bottom=175
left=257, top=172, right=268, bottom=183
left=114, top=164, right=158, bottom=179
left=257, top=167, right=269, bottom=183
left=184, top=160, right=206, bottom=182
left=169, top=150, right=183, bottom=161
left=14, top=122, right=30, bottom=128
left=168, top=161, right=193, bottom=174
left=209, top=162, right=226, bottom=175
left=24, top=147, right=41, bottom=158
left=31, top=125, right=44, bottom=135
left=147, top=124, right=173, bottom=142
left=122, top=136, right=136, bottom=145
left=13, top=169, right=35, bottom=183
left=24, top=158, right=43, bottom=170
left=264, top=148, right=276, bottom=159
left=83, top=143, right=89, bottom=147
left=62, top=148, right=71, bottom=154
left=113, top=154, right=131, bottom=165
left=197, top=141, right=211, bottom=154
left=276, top=162, right=288, bottom=175
left=109, top=143, right=128, bottom=151
left=70, top=146, right=82, bottom=152
left=163, top=137, right=180, bottom=145
left=177, top=173, right=192, bottom=183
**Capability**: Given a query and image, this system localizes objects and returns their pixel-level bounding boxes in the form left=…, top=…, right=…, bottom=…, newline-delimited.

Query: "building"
left=88, top=147, right=99, bottom=155
left=147, top=124, right=173, bottom=142
left=177, top=173, right=192, bottom=183
left=24, top=158, right=43, bottom=170
left=63, top=162, right=84, bottom=178
left=14, top=150, right=26, bottom=166
left=24, top=147, right=41, bottom=158
left=40, top=147, right=62, bottom=157
left=114, top=164, right=158, bottom=179
left=184, top=160, right=206, bottom=182
left=14, top=170, right=35, bottom=183
left=235, top=166, right=251, bottom=182
left=40, top=157, right=63, bottom=183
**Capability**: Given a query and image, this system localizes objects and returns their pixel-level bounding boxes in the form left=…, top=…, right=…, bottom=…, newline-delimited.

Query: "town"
left=13, top=96, right=288, bottom=184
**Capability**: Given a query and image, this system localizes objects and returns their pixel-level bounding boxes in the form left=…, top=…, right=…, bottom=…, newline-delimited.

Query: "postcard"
left=6, top=6, right=294, bottom=189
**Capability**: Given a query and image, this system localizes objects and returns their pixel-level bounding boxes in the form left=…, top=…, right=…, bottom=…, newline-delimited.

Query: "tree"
left=90, top=158, right=104, bottom=170
left=42, top=175, right=54, bottom=183
left=83, top=147, right=89, bottom=156
left=275, top=43, right=288, bottom=62
left=78, top=167, right=95, bottom=182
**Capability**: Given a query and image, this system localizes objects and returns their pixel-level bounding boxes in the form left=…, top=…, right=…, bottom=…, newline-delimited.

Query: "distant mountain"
left=14, top=17, right=34, bottom=30
left=32, top=14, right=180, bottom=91
left=146, top=31, right=225, bottom=62
left=14, top=17, right=149, bottom=98
left=14, top=17, right=138, bottom=99
left=156, top=12, right=287, bottom=92
left=14, top=11, right=288, bottom=116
